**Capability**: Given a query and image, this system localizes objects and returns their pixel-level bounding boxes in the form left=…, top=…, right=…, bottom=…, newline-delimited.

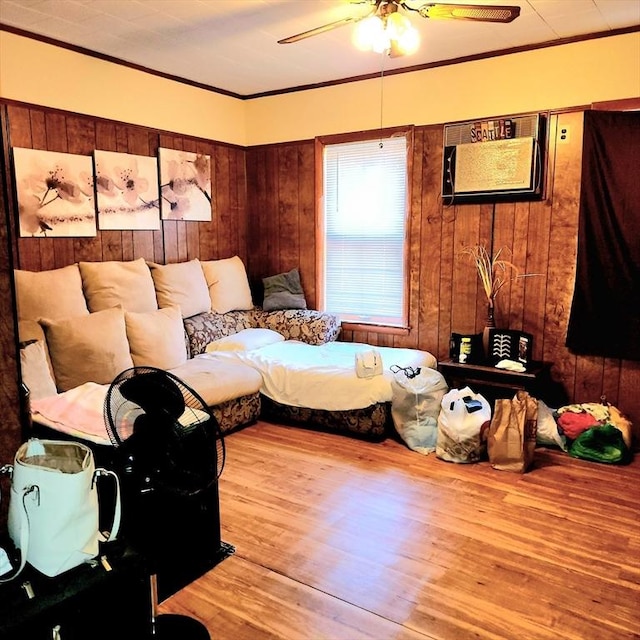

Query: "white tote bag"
left=4, top=439, right=121, bottom=578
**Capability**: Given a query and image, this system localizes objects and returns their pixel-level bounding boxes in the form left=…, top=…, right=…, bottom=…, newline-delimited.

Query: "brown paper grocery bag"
left=488, top=390, right=538, bottom=473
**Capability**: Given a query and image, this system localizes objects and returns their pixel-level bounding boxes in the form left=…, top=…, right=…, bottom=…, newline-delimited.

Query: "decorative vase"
left=482, top=303, right=495, bottom=360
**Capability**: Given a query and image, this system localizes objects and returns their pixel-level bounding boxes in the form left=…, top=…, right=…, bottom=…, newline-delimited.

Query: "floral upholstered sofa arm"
left=184, top=308, right=341, bottom=357
left=184, top=310, right=256, bottom=357
left=252, top=308, right=341, bottom=346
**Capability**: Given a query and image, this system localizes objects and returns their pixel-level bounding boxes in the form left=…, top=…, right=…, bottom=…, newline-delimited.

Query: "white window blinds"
left=322, top=135, right=408, bottom=327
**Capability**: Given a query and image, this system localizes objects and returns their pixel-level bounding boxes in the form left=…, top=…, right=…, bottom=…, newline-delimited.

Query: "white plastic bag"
left=436, top=386, right=491, bottom=463
left=536, top=399, right=567, bottom=450
left=391, top=366, right=449, bottom=454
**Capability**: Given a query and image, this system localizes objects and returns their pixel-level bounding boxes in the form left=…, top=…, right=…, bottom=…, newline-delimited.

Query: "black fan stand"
left=150, top=574, right=210, bottom=639
left=104, top=366, right=227, bottom=640
left=153, top=615, right=210, bottom=639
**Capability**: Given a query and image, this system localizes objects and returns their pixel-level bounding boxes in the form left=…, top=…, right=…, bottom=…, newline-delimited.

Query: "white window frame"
left=316, top=127, right=412, bottom=330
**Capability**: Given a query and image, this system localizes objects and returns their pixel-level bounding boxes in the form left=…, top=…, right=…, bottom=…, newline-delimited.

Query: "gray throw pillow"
left=262, top=268, right=307, bottom=311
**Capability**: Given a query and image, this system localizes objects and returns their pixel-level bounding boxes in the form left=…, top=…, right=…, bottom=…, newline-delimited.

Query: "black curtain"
left=566, top=110, right=640, bottom=360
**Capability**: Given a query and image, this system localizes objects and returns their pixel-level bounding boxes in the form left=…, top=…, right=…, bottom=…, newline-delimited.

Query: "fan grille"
left=104, top=366, right=225, bottom=496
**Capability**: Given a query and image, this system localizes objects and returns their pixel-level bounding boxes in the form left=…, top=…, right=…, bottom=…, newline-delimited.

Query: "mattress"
left=199, top=340, right=437, bottom=412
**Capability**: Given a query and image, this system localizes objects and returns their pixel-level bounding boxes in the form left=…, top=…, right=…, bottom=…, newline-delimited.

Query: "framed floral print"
left=94, top=150, right=160, bottom=230
left=13, top=147, right=96, bottom=237
left=158, top=148, right=212, bottom=221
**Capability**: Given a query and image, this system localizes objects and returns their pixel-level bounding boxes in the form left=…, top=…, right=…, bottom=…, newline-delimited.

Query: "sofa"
left=15, top=257, right=339, bottom=440
left=16, top=256, right=436, bottom=443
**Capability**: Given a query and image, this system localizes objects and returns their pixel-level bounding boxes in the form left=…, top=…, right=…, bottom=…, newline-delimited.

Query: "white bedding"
left=31, top=340, right=437, bottom=442
left=199, top=340, right=437, bottom=412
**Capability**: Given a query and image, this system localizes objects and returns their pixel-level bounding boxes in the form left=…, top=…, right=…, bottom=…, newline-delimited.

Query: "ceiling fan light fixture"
left=395, top=22, right=420, bottom=55
left=279, top=3, right=521, bottom=47
left=385, top=11, right=410, bottom=39
left=353, top=15, right=386, bottom=51
left=352, top=11, right=420, bottom=56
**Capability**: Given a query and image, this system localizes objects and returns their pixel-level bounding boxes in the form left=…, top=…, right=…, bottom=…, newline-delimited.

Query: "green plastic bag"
left=569, top=423, right=631, bottom=464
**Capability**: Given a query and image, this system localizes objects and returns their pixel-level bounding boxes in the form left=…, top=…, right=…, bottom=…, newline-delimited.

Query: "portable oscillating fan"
left=104, top=366, right=226, bottom=640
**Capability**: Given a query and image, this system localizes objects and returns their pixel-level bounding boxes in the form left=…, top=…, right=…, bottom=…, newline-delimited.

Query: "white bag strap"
left=94, top=468, right=121, bottom=542
left=0, top=483, right=38, bottom=584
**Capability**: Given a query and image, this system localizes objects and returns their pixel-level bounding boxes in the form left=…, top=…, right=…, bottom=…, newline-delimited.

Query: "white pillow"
left=125, top=305, right=188, bottom=369
left=205, top=328, right=284, bottom=353
left=201, top=256, right=253, bottom=314
left=148, top=259, right=211, bottom=318
left=20, top=341, right=58, bottom=400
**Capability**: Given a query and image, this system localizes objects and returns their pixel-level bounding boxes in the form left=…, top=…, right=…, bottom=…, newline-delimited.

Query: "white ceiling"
left=1, top=0, right=639, bottom=97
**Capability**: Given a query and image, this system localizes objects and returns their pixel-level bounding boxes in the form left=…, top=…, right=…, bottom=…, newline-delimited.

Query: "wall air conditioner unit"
left=442, top=113, right=547, bottom=202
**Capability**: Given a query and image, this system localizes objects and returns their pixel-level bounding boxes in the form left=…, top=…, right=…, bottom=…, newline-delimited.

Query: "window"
left=318, top=130, right=411, bottom=328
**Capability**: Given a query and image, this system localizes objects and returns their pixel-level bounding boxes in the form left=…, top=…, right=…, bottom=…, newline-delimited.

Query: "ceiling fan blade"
left=278, top=16, right=359, bottom=44
left=417, top=3, right=521, bottom=23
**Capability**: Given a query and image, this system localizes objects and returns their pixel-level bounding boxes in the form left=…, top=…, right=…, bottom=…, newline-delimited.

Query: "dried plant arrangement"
left=461, top=244, right=539, bottom=308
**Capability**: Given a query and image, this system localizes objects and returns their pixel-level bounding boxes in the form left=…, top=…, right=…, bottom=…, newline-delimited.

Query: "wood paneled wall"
left=3, top=103, right=248, bottom=272
left=0, top=101, right=638, bottom=464
left=245, top=112, right=640, bottom=441
left=0, top=102, right=249, bottom=473
left=245, top=143, right=317, bottom=300
left=0, top=110, right=22, bottom=526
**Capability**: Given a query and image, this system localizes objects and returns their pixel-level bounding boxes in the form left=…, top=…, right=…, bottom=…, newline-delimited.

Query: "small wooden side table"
left=437, top=359, right=563, bottom=406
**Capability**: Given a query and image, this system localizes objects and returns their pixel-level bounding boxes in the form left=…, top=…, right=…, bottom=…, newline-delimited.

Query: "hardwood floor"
left=159, top=421, right=640, bottom=640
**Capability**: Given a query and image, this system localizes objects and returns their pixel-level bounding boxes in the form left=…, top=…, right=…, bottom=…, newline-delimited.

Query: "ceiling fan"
left=278, top=1, right=521, bottom=51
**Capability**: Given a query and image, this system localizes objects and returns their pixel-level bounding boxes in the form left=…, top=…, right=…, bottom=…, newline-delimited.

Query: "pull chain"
left=379, top=52, right=386, bottom=147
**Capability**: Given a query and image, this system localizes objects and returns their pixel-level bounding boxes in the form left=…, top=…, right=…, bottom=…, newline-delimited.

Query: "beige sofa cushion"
left=14, top=264, right=89, bottom=321
left=20, top=340, right=58, bottom=400
left=41, top=306, right=134, bottom=392
left=18, top=319, right=47, bottom=344
left=79, top=258, right=158, bottom=313
left=148, top=259, right=211, bottom=318
left=125, top=305, right=188, bottom=369
left=201, top=256, right=253, bottom=314
left=169, top=357, right=262, bottom=407
left=18, top=320, right=56, bottom=391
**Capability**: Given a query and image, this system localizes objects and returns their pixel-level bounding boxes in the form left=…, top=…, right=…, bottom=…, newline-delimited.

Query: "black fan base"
left=153, top=614, right=210, bottom=639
